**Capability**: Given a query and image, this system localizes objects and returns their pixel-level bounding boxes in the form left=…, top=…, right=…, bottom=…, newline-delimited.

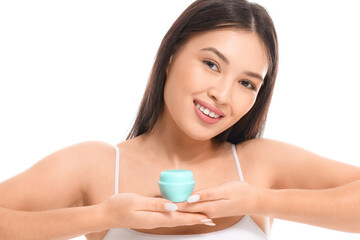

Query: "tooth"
left=215, top=114, right=219, bottom=118
left=200, top=106, right=204, bottom=111
left=203, top=109, right=210, bottom=115
left=209, top=112, right=215, bottom=117
left=196, top=103, right=201, bottom=108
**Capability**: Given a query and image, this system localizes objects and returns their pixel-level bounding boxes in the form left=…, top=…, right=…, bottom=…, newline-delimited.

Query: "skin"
left=136, top=28, right=267, bottom=171
left=1, top=29, right=360, bottom=240
left=159, top=28, right=267, bottom=147
left=97, top=29, right=271, bottom=238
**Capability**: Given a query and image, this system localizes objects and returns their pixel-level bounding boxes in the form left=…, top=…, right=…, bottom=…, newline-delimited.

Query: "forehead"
left=177, top=29, right=268, bottom=76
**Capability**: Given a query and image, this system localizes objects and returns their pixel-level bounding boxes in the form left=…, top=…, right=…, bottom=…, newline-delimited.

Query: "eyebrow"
left=244, top=71, right=264, bottom=82
left=201, top=47, right=229, bottom=64
left=200, top=47, right=264, bottom=82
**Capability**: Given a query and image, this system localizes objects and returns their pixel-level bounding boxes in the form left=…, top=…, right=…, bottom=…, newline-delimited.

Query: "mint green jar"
left=158, top=169, right=195, bottom=202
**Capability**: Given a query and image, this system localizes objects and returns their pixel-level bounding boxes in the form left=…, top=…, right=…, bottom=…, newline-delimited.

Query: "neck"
left=139, top=111, right=223, bottom=169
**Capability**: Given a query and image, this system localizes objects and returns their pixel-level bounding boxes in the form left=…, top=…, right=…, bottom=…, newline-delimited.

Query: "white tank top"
left=104, top=144, right=269, bottom=240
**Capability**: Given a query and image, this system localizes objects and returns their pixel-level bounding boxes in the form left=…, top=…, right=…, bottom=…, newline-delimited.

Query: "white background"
left=0, top=0, right=359, bottom=239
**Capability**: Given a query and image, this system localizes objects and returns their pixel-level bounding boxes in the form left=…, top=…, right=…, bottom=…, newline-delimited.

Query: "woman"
left=0, top=0, right=359, bottom=239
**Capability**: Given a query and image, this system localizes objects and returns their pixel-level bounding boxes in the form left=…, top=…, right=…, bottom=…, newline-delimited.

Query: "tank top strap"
left=231, top=144, right=244, bottom=182
left=114, top=145, right=120, bottom=195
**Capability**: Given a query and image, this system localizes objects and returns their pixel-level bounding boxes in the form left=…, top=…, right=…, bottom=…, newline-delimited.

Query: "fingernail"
left=204, top=222, right=216, bottom=226
left=164, top=202, right=178, bottom=211
left=200, top=219, right=212, bottom=223
left=187, top=194, right=200, bottom=203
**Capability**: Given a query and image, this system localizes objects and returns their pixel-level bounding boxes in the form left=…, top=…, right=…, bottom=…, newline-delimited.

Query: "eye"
left=239, top=80, right=256, bottom=91
left=203, top=60, right=219, bottom=72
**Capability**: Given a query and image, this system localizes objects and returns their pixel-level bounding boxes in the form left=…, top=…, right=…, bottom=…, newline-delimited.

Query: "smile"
left=193, top=100, right=224, bottom=125
left=195, top=103, right=220, bottom=118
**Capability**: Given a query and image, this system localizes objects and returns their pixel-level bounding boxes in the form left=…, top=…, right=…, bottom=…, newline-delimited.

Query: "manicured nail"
left=200, top=219, right=212, bottom=223
left=187, top=194, right=200, bottom=203
left=164, top=202, right=178, bottom=211
left=204, top=222, right=216, bottom=226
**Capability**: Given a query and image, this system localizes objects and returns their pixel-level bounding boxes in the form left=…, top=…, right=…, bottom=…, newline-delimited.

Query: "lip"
left=194, top=105, right=221, bottom=124
left=193, top=98, right=225, bottom=117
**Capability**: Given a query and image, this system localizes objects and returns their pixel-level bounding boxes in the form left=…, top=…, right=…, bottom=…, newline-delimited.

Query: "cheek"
left=163, top=79, right=180, bottom=112
left=172, top=58, right=208, bottom=93
left=163, top=63, right=200, bottom=112
left=233, top=92, right=257, bottom=118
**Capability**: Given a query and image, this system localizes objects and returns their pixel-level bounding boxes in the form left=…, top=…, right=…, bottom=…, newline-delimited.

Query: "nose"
left=207, top=79, right=232, bottom=105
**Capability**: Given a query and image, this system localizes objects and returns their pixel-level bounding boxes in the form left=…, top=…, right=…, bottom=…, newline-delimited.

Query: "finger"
left=176, top=200, right=203, bottom=212
left=187, top=187, right=228, bottom=203
left=135, top=195, right=179, bottom=213
left=177, top=199, right=228, bottom=214
left=134, top=210, right=213, bottom=228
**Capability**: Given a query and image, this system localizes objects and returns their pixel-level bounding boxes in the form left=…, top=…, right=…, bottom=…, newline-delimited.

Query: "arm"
left=245, top=138, right=360, bottom=190
left=239, top=138, right=360, bottom=232
left=176, top=138, right=360, bottom=233
left=0, top=141, right=107, bottom=211
left=257, top=179, right=360, bottom=233
left=0, top=141, right=116, bottom=239
left=0, top=141, right=212, bottom=239
left=0, top=205, right=106, bottom=240
left=247, top=138, right=360, bottom=232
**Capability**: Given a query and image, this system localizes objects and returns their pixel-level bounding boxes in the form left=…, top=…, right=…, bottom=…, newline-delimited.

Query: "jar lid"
left=159, top=169, right=194, bottom=183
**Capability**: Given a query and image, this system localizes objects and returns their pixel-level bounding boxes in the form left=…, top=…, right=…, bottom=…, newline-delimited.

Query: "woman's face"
left=163, top=29, right=268, bottom=141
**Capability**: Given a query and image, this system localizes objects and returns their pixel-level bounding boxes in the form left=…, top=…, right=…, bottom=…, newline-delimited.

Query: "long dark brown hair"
left=126, top=0, right=278, bottom=145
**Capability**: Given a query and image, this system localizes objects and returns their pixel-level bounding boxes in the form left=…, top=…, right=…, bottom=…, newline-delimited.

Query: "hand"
left=98, top=192, right=212, bottom=229
left=175, top=181, right=260, bottom=219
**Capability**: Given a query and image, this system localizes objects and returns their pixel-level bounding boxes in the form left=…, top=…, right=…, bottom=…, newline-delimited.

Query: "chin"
left=183, top=128, right=222, bottom=142
left=179, top=119, right=231, bottom=142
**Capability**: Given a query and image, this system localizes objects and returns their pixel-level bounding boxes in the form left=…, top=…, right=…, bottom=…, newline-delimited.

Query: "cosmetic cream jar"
left=158, top=169, right=195, bottom=202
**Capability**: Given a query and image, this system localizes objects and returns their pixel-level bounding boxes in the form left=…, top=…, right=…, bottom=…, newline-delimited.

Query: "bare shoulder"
left=74, top=140, right=118, bottom=205
left=234, top=138, right=283, bottom=189
left=238, top=137, right=360, bottom=190
left=83, top=137, right=146, bottom=206
left=45, top=140, right=116, bottom=180
left=0, top=140, right=116, bottom=211
left=238, top=137, right=291, bottom=149
left=237, top=137, right=325, bottom=164
left=237, top=137, right=302, bottom=158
